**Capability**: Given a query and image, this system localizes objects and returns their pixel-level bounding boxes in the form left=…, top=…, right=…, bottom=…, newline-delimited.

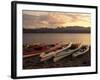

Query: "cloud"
left=23, top=11, right=91, bottom=28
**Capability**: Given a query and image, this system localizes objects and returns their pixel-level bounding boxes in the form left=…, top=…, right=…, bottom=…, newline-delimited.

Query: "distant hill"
left=23, top=26, right=90, bottom=33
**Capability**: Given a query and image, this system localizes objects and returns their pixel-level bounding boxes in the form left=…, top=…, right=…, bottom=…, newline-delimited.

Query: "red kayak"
left=23, top=44, right=56, bottom=58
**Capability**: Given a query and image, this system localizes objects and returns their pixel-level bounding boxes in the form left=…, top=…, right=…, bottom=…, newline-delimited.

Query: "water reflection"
left=23, top=33, right=90, bottom=45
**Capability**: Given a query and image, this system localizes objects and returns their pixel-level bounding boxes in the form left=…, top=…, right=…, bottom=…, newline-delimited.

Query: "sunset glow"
left=23, top=10, right=91, bottom=29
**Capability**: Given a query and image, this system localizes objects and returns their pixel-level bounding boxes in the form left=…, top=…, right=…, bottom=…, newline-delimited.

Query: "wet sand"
left=23, top=48, right=91, bottom=69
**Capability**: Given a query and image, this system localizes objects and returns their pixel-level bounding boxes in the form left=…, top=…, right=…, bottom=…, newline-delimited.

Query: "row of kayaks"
left=23, top=42, right=90, bottom=62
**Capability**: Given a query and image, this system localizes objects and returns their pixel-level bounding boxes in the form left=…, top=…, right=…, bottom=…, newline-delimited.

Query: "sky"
left=23, top=10, right=91, bottom=29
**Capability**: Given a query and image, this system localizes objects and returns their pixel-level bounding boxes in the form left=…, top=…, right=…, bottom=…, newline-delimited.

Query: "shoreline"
left=23, top=45, right=91, bottom=69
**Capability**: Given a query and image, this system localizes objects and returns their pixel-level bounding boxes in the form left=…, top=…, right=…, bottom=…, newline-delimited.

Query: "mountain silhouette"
left=23, top=26, right=90, bottom=33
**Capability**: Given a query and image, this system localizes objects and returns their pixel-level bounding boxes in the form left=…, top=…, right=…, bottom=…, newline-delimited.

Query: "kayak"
left=53, top=43, right=82, bottom=62
left=23, top=44, right=56, bottom=58
left=40, top=42, right=72, bottom=61
left=72, top=45, right=90, bottom=57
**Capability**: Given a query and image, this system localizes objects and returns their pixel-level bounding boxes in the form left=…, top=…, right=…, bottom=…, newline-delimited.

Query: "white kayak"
left=72, top=45, right=90, bottom=57
left=40, top=42, right=72, bottom=61
left=53, top=43, right=82, bottom=62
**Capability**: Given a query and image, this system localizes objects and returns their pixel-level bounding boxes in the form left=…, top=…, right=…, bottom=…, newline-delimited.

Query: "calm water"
left=23, top=33, right=90, bottom=45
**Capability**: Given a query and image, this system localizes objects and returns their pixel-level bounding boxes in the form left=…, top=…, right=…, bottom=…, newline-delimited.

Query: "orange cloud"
left=23, top=10, right=91, bottom=29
